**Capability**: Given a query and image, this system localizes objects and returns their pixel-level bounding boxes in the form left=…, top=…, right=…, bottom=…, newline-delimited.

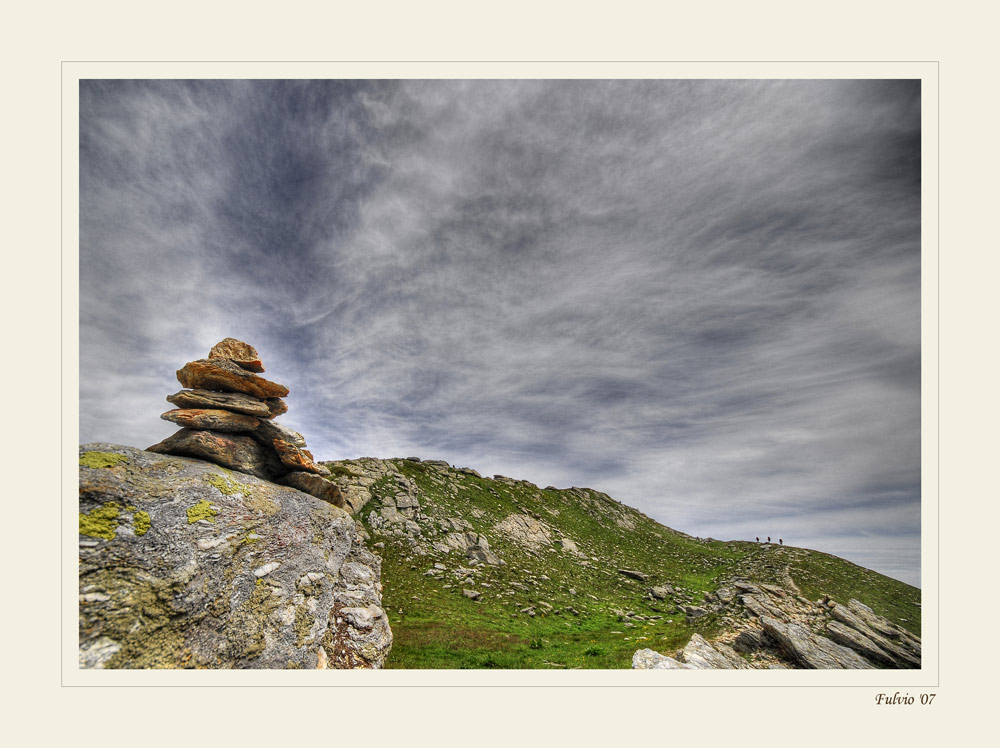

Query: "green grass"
left=334, top=457, right=921, bottom=668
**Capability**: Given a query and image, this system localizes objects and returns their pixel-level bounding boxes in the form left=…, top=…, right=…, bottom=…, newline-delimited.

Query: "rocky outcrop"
left=495, top=513, right=553, bottom=549
left=632, top=576, right=921, bottom=670
left=79, top=443, right=391, bottom=669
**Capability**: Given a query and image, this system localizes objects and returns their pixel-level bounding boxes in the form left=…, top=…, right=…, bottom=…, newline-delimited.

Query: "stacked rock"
left=147, top=338, right=344, bottom=508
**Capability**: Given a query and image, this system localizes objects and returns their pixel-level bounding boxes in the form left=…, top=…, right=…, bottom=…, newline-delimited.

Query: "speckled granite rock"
left=78, top=443, right=392, bottom=669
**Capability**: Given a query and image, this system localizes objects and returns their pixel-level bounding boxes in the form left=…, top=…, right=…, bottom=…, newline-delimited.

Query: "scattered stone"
left=462, top=589, right=481, bottom=601
left=649, top=585, right=674, bottom=600
left=617, top=569, right=649, bottom=582
left=557, top=537, right=581, bottom=553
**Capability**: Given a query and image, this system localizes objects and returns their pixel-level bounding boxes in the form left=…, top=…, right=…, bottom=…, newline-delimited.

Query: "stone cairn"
left=147, top=338, right=344, bottom=508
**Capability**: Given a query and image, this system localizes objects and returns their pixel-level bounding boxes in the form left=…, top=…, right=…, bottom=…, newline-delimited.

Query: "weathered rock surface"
left=272, top=438, right=329, bottom=475
left=253, top=419, right=307, bottom=448
left=167, top=389, right=274, bottom=418
left=632, top=648, right=695, bottom=669
left=177, top=358, right=289, bottom=399
left=650, top=585, right=674, bottom=600
left=147, top=429, right=285, bottom=480
left=679, top=634, right=754, bottom=669
left=161, top=408, right=261, bottom=433
left=265, top=397, right=289, bottom=418
left=281, top=471, right=345, bottom=508
left=209, top=337, right=265, bottom=372
left=494, top=513, right=553, bottom=549
left=79, top=444, right=391, bottom=669
left=617, top=569, right=649, bottom=582
left=761, top=616, right=874, bottom=669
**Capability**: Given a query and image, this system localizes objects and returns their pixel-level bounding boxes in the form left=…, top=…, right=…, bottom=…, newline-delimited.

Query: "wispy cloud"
left=80, top=79, right=921, bottom=586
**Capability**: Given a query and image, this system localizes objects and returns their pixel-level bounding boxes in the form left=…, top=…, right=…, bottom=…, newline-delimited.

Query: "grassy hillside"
left=326, top=457, right=920, bottom=669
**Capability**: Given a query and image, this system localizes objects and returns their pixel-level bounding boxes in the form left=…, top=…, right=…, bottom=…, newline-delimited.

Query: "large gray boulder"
left=632, top=634, right=752, bottom=670
left=680, top=634, right=754, bottom=669
left=79, top=443, right=392, bottom=669
left=760, top=616, right=873, bottom=669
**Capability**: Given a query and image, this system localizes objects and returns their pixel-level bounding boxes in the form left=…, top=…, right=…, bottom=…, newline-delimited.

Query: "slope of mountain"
left=322, top=456, right=921, bottom=669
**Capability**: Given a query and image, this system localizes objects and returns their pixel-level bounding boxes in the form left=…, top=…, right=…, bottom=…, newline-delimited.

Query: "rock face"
left=495, top=513, right=553, bottom=549
left=632, top=576, right=921, bottom=670
left=281, top=471, right=345, bottom=508
left=79, top=444, right=392, bottom=669
left=149, top=339, right=334, bottom=503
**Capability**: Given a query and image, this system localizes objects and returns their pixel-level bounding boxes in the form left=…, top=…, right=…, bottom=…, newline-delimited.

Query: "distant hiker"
left=755, top=536, right=759, bottom=543
left=779, top=538, right=783, bottom=545
left=767, top=537, right=771, bottom=543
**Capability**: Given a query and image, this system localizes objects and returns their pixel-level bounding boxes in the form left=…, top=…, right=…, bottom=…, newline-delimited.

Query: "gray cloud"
left=80, top=79, right=921, bottom=586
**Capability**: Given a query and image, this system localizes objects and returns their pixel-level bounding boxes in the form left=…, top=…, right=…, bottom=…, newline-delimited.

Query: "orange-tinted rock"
left=147, top=429, right=285, bottom=479
left=167, top=389, right=272, bottom=417
left=272, top=438, right=329, bottom=475
left=253, top=419, right=307, bottom=448
left=208, top=337, right=265, bottom=372
left=281, top=471, right=345, bottom=507
left=177, top=359, right=289, bottom=399
left=160, top=408, right=260, bottom=433
left=265, top=398, right=288, bottom=419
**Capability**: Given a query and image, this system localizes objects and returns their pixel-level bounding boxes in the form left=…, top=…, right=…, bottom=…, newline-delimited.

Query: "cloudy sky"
left=79, top=79, right=921, bottom=586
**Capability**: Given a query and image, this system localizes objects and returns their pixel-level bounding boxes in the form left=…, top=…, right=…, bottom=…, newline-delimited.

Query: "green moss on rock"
left=187, top=500, right=218, bottom=524
left=80, top=502, right=121, bottom=540
left=81, top=568, right=193, bottom=669
left=79, top=451, right=128, bottom=469
left=294, top=608, right=316, bottom=646
left=205, top=473, right=243, bottom=496
left=133, top=511, right=151, bottom=536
